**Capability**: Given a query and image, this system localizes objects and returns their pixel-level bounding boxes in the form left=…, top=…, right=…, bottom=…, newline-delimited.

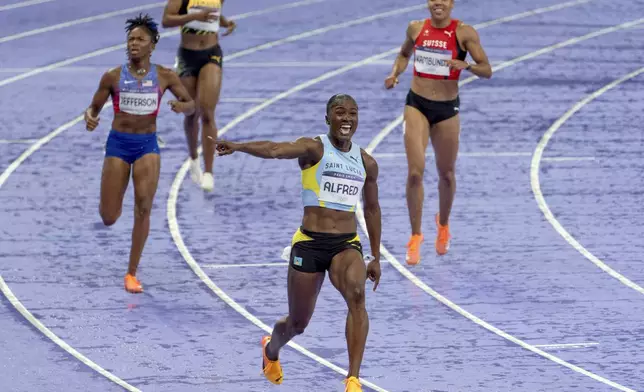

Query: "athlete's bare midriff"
left=112, top=113, right=157, bottom=134
left=301, top=206, right=358, bottom=234
left=411, top=77, right=459, bottom=101
left=180, top=33, right=219, bottom=50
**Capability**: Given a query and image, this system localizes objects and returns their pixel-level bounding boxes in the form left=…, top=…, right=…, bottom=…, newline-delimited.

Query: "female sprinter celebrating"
left=162, top=0, right=236, bottom=192
left=384, top=0, right=492, bottom=263
left=213, top=94, right=382, bottom=392
left=84, top=14, right=195, bottom=293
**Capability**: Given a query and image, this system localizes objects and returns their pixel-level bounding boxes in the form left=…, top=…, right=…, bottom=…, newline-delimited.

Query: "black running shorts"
left=289, top=227, right=363, bottom=273
left=175, top=44, right=223, bottom=78
left=405, top=89, right=460, bottom=126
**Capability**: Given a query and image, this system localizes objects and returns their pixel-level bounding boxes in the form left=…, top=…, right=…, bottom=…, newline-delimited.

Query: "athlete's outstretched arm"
left=361, top=150, right=382, bottom=290
left=160, top=67, right=195, bottom=115
left=459, top=25, right=492, bottom=79
left=385, top=21, right=419, bottom=89
left=213, top=137, right=322, bottom=160
left=84, top=71, right=113, bottom=131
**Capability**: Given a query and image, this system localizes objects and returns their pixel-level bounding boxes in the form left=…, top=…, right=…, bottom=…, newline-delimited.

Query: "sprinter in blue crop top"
left=213, top=94, right=381, bottom=392
left=83, top=14, right=195, bottom=294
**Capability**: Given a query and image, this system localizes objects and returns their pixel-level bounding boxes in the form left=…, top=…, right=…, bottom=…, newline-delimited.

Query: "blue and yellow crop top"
left=301, top=134, right=366, bottom=212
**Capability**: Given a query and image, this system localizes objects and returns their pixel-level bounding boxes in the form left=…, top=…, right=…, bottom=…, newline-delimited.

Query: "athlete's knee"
left=437, top=168, right=456, bottom=186
left=343, top=276, right=366, bottom=307
left=133, top=196, right=153, bottom=218
left=407, top=165, right=425, bottom=188
left=200, top=109, right=216, bottom=129
left=287, top=316, right=310, bottom=336
left=99, top=205, right=120, bottom=226
left=101, top=215, right=119, bottom=226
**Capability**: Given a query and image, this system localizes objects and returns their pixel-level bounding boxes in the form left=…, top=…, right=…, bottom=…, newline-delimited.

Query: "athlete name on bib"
left=120, top=92, right=158, bottom=115
left=415, top=46, right=452, bottom=76
left=184, top=0, right=221, bottom=32
left=318, top=171, right=364, bottom=206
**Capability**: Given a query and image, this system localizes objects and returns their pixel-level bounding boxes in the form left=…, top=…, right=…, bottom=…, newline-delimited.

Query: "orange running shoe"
left=406, top=234, right=424, bottom=265
left=261, top=336, right=283, bottom=385
left=435, top=213, right=451, bottom=255
left=344, top=376, right=363, bottom=392
left=124, top=274, right=143, bottom=293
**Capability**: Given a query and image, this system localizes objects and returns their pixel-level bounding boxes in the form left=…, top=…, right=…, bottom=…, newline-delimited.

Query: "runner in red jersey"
left=384, top=0, right=492, bottom=263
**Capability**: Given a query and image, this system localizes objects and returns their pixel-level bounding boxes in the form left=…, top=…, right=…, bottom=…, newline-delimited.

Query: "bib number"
left=119, top=92, right=158, bottom=115
left=414, top=47, right=452, bottom=77
left=318, top=171, right=364, bottom=207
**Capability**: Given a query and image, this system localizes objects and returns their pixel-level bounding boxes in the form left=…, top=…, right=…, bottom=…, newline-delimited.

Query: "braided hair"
left=125, top=13, right=160, bottom=44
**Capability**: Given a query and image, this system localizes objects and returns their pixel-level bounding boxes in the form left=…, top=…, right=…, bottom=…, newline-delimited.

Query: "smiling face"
left=326, top=96, right=359, bottom=144
left=428, top=0, right=454, bottom=22
left=127, top=26, right=154, bottom=61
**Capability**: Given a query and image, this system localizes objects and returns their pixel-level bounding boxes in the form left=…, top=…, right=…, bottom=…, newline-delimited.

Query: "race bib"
left=318, top=171, right=364, bottom=207
left=119, top=92, right=159, bottom=115
left=414, top=46, right=452, bottom=77
left=184, top=0, right=221, bottom=32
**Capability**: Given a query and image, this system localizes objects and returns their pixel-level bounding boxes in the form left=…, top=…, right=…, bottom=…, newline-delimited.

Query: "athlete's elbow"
left=161, top=16, right=176, bottom=28
left=267, top=144, right=284, bottom=159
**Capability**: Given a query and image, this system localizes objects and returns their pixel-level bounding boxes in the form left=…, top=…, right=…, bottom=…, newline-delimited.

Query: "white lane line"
left=356, top=17, right=644, bottom=392
left=219, top=97, right=267, bottom=103
left=0, top=61, right=391, bottom=73
left=202, top=259, right=391, bottom=269
left=0, top=2, right=166, bottom=44
left=0, top=60, right=509, bottom=73
left=531, top=67, right=644, bottom=295
left=0, top=67, right=108, bottom=73
left=0, top=0, right=52, bottom=12
left=219, top=0, right=325, bottom=19
left=0, top=257, right=139, bottom=390
left=228, top=60, right=395, bottom=67
left=167, top=1, right=612, bottom=390
left=0, top=139, right=39, bottom=144
left=0, top=1, right=329, bottom=390
left=542, top=156, right=596, bottom=162
left=0, top=115, right=141, bottom=391
left=371, top=152, right=596, bottom=160
left=225, top=60, right=511, bottom=68
left=224, top=3, right=427, bottom=60
left=373, top=152, right=531, bottom=158
left=0, top=0, right=326, bottom=88
left=202, top=262, right=290, bottom=269
left=534, top=342, right=600, bottom=350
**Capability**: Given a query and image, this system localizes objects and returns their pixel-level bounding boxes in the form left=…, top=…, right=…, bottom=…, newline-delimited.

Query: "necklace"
left=129, top=64, right=147, bottom=75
